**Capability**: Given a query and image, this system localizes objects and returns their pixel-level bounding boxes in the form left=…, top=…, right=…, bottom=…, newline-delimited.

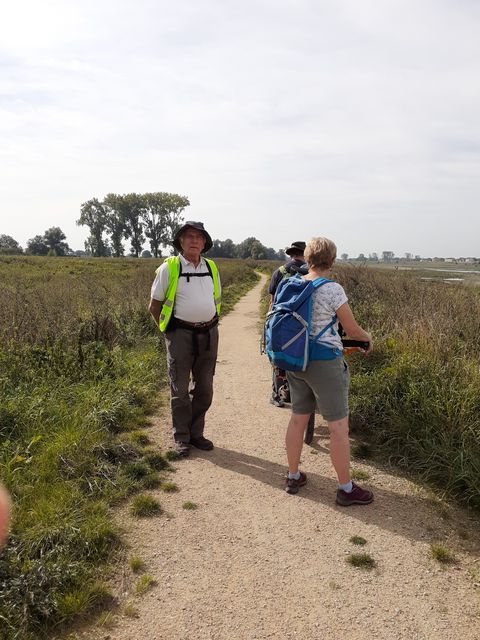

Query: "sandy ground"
left=80, top=275, right=480, bottom=640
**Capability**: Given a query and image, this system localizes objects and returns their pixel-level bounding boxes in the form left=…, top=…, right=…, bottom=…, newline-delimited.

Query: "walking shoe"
left=336, top=482, right=373, bottom=506
left=270, top=396, right=285, bottom=408
left=190, top=436, right=214, bottom=451
left=285, top=471, right=307, bottom=494
left=174, top=442, right=190, bottom=458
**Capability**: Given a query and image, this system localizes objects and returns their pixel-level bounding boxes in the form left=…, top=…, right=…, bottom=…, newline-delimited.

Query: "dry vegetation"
left=336, top=264, right=480, bottom=510
left=0, top=255, right=260, bottom=640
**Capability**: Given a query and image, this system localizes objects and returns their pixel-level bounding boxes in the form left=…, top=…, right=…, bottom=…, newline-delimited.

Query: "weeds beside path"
left=80, top=275, right=480, bottom=640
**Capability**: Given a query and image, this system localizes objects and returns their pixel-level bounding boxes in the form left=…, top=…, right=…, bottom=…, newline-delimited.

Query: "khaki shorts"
left=286, top=358, right=350, bottom=422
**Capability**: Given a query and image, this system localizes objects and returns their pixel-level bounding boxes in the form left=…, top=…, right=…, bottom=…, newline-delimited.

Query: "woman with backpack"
left=284, top=237, right=374, bottom=505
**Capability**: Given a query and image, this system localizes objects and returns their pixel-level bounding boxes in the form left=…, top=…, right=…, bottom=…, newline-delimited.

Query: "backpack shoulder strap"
left=203, top=258, right=214, bottom=278
left=312, top=277, right=332, bottom=289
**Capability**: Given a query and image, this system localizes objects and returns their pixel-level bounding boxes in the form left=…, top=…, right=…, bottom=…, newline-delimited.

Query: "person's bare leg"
left=286, top=413, right=310, bottom=473
left=327, top=416, right=351, bottom=484
left=0, top=485, right=11, bottom=549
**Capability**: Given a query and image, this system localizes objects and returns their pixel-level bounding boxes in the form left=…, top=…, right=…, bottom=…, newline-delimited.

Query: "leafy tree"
left=103, top=193, right=126, bottom=257
left=236, top=237, right=262, bottom=259
left=77, top=199, right=104, bottom=255
left=250, top=240, right=267, bottom=260
left=222, top=239, right=236, bottom=258
left=78, top=198, right=109, bottom=257
left=121, top=193, right=145, bottom=258
left=26, top=235, right=49, bottom=256
left=209, top=240, right=224, bottom=257
left=0, top=235, right=23, bottom=254
left=264, top=246, right=279, bottom=260
left=142, top=192, right=189, bottom=258
left=208, top=237, right=284, bottom=260
left=341, top=253, right=349, bottom=261
left=43, top=226, right=70, bottom=256
left=208, top=238, right=236, bottom=258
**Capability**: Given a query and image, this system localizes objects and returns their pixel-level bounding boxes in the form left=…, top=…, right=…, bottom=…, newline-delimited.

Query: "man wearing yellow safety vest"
left=149, top=222, right=221, bottom=457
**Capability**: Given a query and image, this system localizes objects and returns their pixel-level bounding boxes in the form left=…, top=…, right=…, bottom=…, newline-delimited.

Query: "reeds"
left=335, top=265, right=480, bottom=510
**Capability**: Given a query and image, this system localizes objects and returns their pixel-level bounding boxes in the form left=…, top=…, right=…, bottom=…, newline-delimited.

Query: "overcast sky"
left=1, top=0, right=479, bottom=257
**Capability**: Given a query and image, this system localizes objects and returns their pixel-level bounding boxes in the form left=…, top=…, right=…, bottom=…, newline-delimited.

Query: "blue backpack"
left=264, top=276, right=340, bottom=371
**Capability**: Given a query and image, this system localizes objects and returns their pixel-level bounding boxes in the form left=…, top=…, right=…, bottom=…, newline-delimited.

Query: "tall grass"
left=0, top=255, right=258, bottom=639
left=258, top=263, right=480, bottom=510
left=334, top=265, right=480, bottom=510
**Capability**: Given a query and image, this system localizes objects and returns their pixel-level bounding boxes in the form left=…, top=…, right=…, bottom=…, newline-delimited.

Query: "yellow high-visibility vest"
left=157, top=256, right=221, bottom=332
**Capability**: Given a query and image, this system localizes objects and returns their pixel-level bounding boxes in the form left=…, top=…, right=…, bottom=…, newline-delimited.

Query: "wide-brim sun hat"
left=285, top=241, right=306, bottom=256
left=173, top=221, right=213, bottom=253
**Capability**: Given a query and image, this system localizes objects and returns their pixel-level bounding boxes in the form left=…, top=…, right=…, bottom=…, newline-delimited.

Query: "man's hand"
left=148, top=298, right=163, bottom=326
left=362, top=334, right=373, bottom=355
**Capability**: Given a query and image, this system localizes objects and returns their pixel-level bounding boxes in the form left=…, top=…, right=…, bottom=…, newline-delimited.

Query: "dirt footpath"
left=84, top=275, right=479, bottom=640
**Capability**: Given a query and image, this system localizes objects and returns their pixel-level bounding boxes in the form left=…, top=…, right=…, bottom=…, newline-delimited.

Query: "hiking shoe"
left=285, top=471, right=307, bottom=494
left=336, top=482, right=373, bottom=506
left=174, top=442, right=190, bottom=457
left=270, top=396, right=285, bottom=408
left=190, top=436, right=214, bottom=451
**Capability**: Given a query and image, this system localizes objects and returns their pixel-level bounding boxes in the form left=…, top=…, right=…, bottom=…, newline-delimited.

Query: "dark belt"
left=172, top=316, right=218, bottom=331
left=167, top=315, right=218, bottom=355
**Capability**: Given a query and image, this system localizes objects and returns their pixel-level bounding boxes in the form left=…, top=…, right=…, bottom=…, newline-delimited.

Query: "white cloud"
left=1, top=0, right=479, bottom=256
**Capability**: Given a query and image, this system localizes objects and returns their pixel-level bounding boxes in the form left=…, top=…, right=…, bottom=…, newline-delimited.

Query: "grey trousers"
left=164, top=326, right=219, bottom=443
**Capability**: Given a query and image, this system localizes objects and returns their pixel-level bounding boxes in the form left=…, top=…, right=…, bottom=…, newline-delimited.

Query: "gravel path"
left=82, top=275, right=480, bottom=640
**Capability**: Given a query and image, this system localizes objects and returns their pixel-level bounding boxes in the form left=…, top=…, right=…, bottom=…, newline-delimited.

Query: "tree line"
left=0, top=228, right=70, bottom=256
left=78, top=192, right=189, bottom=257
left=0, top=189, right=287, bottom=260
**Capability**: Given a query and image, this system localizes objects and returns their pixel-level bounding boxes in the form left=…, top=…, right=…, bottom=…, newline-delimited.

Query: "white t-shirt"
left=309, top=281, right=348, bottom=351
left=150, top=255, right=221, bottom=323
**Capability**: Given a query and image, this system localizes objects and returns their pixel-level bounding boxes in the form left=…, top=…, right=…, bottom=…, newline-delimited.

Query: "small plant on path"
left=430, top=543, right=455, bottom=564
left=135, top=574, right=156, bottom=594
left=131, top=494, right=162, bottom=517
left=129, top=556, right=146, bottom=573
left=351, top=469, right=370, bottom=481
left=346, top=553, right=376, bottom=569
left=350, top=535, right=367, bottom=546
left=160, top=481, right=178, bottom=492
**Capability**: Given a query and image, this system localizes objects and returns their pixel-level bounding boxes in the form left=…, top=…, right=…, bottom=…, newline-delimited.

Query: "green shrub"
left=335, top=265, right=480, bottom=511
left=160, top=482, right=178, bottom=493
left=430, top=543, right=455, bottom=564
left=142, top=451, right=171, bottom=471
left=346, top=553, right=376, bottom=569
left=130, top=494, right=162, bottom=517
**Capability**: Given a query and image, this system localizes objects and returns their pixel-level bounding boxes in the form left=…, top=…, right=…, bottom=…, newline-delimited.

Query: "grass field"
left=335, top=264, right=480, bottom=509
left=0, top=255, right=260, bottom=640
left=259, top=261, right=480, bottom=511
